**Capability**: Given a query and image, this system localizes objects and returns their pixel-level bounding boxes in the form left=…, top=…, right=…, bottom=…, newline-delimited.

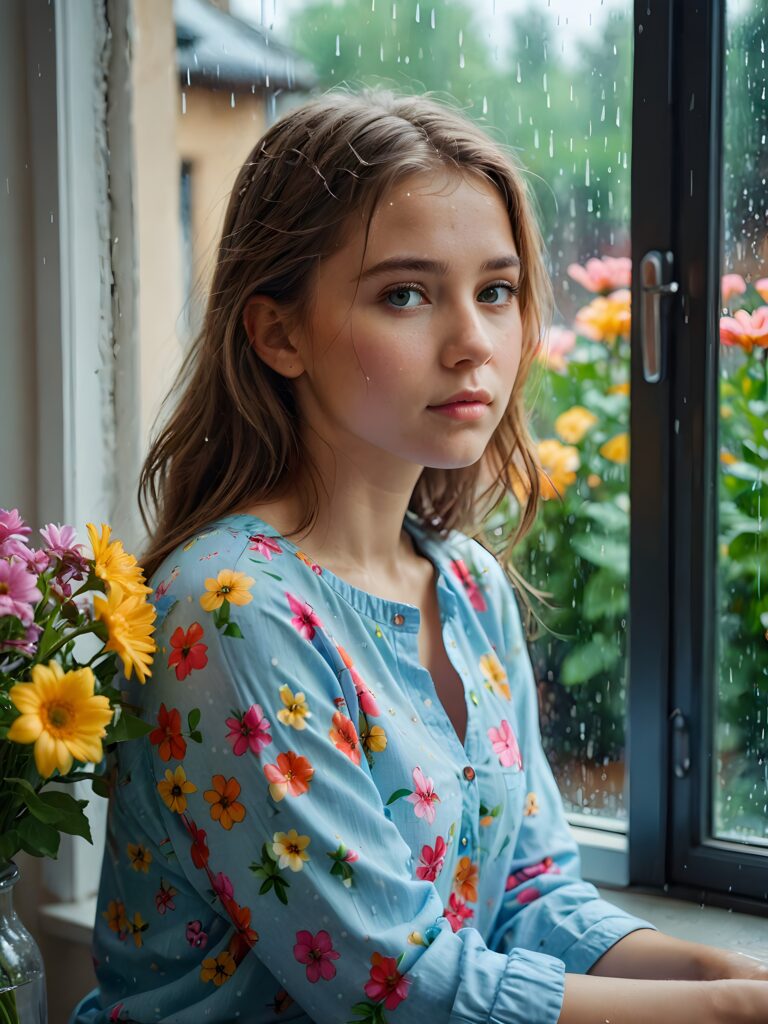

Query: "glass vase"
left=0, top=861, right=47, bottom=1024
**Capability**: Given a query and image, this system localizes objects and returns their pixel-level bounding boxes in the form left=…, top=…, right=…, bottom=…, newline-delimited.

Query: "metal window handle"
left=640, top=250, right=678, bottom=383
left=670, top=708, right=691, bottom=779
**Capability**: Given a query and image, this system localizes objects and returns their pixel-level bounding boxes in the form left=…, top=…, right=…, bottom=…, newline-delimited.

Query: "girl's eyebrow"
left=357, top=253, right=522, bottom=282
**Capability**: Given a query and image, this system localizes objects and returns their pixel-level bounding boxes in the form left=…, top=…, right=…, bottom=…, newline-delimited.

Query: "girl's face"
left=291, top=167, right=525, bottom=476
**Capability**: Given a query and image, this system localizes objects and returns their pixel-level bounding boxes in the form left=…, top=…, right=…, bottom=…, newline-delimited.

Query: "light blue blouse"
left=71, top=511, right=653, bottom=1024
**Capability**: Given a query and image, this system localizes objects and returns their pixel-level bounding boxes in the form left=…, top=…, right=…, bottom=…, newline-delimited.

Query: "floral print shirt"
left=73, top=511, right=653, bottom=1024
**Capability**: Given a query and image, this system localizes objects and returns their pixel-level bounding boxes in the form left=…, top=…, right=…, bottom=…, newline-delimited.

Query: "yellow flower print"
left=360, top=723, right=387, bottom=753
left=157, top=765, right=197, bottom=814
left=129, top=910, right=148, bottom=949
left=407, top=931, right=426, bottom=946
left=272, top=828, right=311, bottom=872
left=276, top=684, right=312, bottom=730
left=199, top=570, right=255, bottom=612
left=200, top=950, right=237, bottom=986
left=103, top=899, right=128, bottom=934
left=525, top=792, right=540, bottom=816
left=479, top=653, right=510, bottom=701
left=127, top=842, right=152, bottom=873
left=554, top=406, right=598, bottom=445
left=599, top=433, right=629, bottom=464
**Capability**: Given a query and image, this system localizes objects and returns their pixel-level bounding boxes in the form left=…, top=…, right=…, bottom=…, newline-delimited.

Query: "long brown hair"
left=139, top=87, right=554, bottom=634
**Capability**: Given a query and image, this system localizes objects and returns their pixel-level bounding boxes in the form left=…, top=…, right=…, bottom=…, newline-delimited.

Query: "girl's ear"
left=243, top=295, right=306, bottom=379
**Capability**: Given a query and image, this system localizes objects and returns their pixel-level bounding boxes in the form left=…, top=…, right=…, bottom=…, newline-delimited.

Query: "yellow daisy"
left=94, top=582, right=157, bottom=684
left=200, top=950, right=237, bottom=986
left=86, top=523, right=151, bottom=596
left=272, top=829, right=311, bottom=872
left=157, top=765, right=197, bottom=814
left=276, top=684, right=312, bottom=730
left=7, top=662, right=114, bottom=778
left=126, top=842, right=152, bottom=873
left=199, top=570, right=255, bottom=612
left=479, top=652, right=511, bottom=701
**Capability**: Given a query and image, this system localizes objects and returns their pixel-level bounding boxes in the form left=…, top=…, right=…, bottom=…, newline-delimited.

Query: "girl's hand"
left=700, top=948, right=768, bottom=983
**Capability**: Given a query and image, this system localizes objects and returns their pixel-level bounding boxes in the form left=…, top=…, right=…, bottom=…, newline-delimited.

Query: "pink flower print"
left=286, top=591, right=324, bottom=640
left=212, top=871, right=234, bottom=901
left=416, top=835, right=447, bottom=881
left=343, top=848, right=359, bottom=863
left=154, top=879, right=177, bottom=915
left=248, top=534, right=282, bottom=560
left=516, top=887, right=542, bottom=905
left=488, top=719, right=523, bottom=770
left=449, top=559, right=488, bottom=613
left=364, top=952, right=411, bottom=1010
left=293, top=929, right=340, bottom=983
left=505, top=855, right=560, bottom=891
left=444, top=892, right=473, bottom=932
left=185, top=920, right=208, bottom=948
left=405, top=766, right=441, bottom=824
left=225, top=704, right=273, bottom=756
left=351, top=667, right=380, bottom=717
left=153, top=566, right=180, bottom=599
left=108, top=1004, right=125, bottom=1023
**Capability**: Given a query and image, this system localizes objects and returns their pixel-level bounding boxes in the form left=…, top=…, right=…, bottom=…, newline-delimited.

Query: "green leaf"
left=570, top=534, right=629, bottom=573
left=38, top=791, right=92, bottom=842
left=258, top=878, right=274, bottom=895
left=560, top=635, right=621, bottom=686
left=385, top=788, right=412, bottom=806
left=106, top=711, right=153, bottom=743
left=260, top=571, right=283, bottom=581
left=188, top=708, right=201, bottom=731
left=189, top=730, right=203, bottom=744
left=91, top=776, right=110, bottom=799
left=6, top=778, right=62, bottom=825
left=0, top=830, right=21, bottom=862
left=223, top=621, right=243, bottom=639
left=16, top=815, right=60, bottom=858
left=579, top=501, right=628, bottom=533
left=582, top=570, right=628, bottom=621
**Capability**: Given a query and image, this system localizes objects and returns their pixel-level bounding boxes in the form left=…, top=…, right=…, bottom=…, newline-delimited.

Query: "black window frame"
left=629, top=0, right=768, bottom=914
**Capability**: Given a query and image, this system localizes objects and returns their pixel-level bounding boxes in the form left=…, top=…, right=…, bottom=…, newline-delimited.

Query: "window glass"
left=715, top=0, right=768, bottom=846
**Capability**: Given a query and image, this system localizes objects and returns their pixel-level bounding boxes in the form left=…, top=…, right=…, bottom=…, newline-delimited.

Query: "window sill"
left=40, top=887, right=767, bottom=957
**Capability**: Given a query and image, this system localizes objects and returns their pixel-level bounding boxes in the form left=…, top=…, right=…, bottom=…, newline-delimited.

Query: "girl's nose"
left=440, top=303, right=495, bottom=365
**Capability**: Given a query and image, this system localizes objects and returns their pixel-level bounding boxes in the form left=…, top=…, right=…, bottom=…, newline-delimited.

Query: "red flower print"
left=329, top=711, right=361, bottom=765
left=405, top=766, right=441, bottom=824
left=186, top=920, right=208, bottom=948
left=188, top=822, right=210, bottom=869
left=247, top=534, right=282, bottom=559
left=416, top=836, right=447, bottom=881
left=293, top=929, right=340, bottom=982
left=337, top=644, right=381, bottom=716
left=167, top=622, right=208, bottom=680
left=221, top=896, right=259, bottom=948
left=364, top=952, right=411, bottom=1010
left=108, top=1004, right=125, bottom=1023
left=505, top=855, right=560, bottom=890
left=449, top=559, right=488, bottom=612
left=225, top=703, right=273, bottom=756
left=444, top=892, right=474, bottom=932
left=285, top=592, right=324, bottom=640
left=516, top=887, right=542, bottom=905
left=154, top=878, right=177, bottom=915
left=149, top=703, right=187, bottom=762
left=211, top=871, right=234, bottom=901
left=488, top=719, right=523, bottom=769
left=263, top=751, right=314, bottom=800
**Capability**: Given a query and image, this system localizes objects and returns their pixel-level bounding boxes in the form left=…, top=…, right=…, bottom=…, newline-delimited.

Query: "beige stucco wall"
left=176, top=86, right=268, bottom=332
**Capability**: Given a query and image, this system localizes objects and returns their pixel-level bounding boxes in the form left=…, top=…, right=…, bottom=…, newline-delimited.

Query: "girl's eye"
left=478, top=283, right=520, bottom=305
left=385, top=286, right=424, bottom=309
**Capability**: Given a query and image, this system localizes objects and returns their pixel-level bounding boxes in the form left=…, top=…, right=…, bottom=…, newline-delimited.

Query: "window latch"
left=640, top=250, right=678, bottom=384
left=670, top=708, right=691, bottom=779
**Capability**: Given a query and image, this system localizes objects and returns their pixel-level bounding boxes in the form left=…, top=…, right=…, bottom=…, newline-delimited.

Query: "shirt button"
left=462, top=765, right=475, bottom=781
left=460, top=836, right=468, bottom=847
left=392, top=613, right=405, bottom=626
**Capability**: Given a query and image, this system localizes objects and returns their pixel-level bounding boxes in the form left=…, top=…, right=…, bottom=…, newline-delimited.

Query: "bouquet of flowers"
left=0, top=508, right=157, bottom=866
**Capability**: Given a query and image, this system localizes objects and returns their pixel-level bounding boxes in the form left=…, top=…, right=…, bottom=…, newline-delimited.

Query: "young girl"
left=72, top=89, right=768, bottom=1024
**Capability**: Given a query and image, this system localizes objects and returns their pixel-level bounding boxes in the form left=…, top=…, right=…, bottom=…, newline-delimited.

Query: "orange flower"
left=600, top=433, right=629, bottom=464
left=537, top=439, right=580, bottom=500
left=263, top=751, right=314, bottom=801
left=719, top=307, right=768, bottom=353
left=127, top=842, right=152, bottom=873
left=203, top=775, right=246, bottom=830
left=329, top=711, right=361, bottom=765
left=554, top=406, right=598, bottom=445
left=453, top=856, right=479, bottom=903
left=575, top=289, right=631, bottom=343
left=200, top=950, right=237, bottom=986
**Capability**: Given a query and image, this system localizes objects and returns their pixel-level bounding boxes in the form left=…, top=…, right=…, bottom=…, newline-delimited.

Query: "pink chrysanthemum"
left=0, top=560, right=43, bottom=625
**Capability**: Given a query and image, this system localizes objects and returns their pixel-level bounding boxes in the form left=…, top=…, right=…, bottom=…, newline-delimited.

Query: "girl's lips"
left=427, top=401, right=489, bottom=420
